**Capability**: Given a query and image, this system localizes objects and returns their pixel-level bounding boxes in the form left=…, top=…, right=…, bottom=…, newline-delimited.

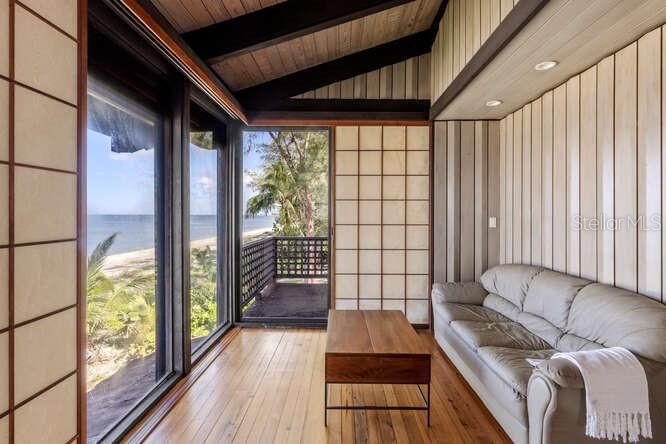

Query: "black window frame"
left=186, top=90, right=235, bottom=363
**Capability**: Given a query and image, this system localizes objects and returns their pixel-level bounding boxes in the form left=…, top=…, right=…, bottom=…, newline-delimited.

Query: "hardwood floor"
left=140, top=328, right=510, bottom=443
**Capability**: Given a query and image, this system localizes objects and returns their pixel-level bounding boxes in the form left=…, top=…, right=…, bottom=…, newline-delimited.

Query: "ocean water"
left=87, top=214, right=274, bottom=256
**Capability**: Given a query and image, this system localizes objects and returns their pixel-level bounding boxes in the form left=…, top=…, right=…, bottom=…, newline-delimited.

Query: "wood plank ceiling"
left=151, top=0, right=286, bottom=33
left=150, top=0, right=442, bottom=92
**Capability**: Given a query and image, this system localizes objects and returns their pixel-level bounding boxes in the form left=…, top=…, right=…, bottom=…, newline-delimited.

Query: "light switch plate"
left=489, top=216, right=497, bottom=228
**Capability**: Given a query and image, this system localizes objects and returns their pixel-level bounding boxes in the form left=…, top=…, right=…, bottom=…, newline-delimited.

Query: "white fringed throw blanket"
left=552, top=347, right=652, bottom=443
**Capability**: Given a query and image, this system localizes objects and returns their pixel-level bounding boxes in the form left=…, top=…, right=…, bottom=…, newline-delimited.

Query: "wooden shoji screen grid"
left=332, top=125, right=431, bottom=324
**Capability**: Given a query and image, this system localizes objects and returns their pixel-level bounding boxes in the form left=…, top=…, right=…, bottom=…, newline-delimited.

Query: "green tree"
left=87, top=234, right=155, bottom=358
left=245, top=131, right=328, bottom=236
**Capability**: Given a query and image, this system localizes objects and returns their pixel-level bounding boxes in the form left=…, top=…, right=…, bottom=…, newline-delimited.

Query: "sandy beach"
left=101, top=227, right=273, bottom=275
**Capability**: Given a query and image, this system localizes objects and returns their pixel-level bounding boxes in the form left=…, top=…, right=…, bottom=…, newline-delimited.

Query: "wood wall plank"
left=566, top=76, right=580, bottom=276
left=328, top=82, right=341, bottom=99
left=447, top=121, right=461, bottom=281
left=597, top=55, right=615, bottom=286
left=614, top=42, right=638, bottom=292
left=637, top=29, right=661, bottom=300
left=580, top=66, right=598, bottom=281
left=366, top=70, right=380, bottom=99
left=460, top=122, right=476, bottom=281
left=522, top=104, right=531, bottom=263
left=341, top=78, right=354, bottom=98
left=418, top=54, right=430, bottom=100
left=513, top=109, right=523, bottom=264
left=380, top=66, right=392, bottom=99
left=392, top=61, right=406, bottom=99
left=499, top=118, right=506, bottom=263
left=553, top=84, right=567, bottom=272
left=542, top=91, right=554, bottom=269
left=531, top=98, right=542, bottom=265
left=353, top=73, right=367, bottom=99
left=434, top=122, right=448, bottom=282
left=405, top=58, right=419, bottom=99
left=505, top=113, right=514, bottom=261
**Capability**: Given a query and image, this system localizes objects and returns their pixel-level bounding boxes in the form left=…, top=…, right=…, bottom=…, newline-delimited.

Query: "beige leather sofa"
left=432, top=264, right=666, bottom=444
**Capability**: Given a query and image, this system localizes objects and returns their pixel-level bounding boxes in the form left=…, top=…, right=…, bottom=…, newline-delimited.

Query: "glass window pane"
left=189, top=102, right=221, bottom=353
left=86, top=77, right=165, bottom=441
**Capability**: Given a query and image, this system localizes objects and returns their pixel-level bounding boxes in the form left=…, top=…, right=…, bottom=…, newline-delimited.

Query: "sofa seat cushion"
left=450, top=320, right=551, bottom=351
left=435, top=302, right=511, bottom=324
left=478, top=347, right=556, bottom=397
left=483, top=293, right=521, bottom=321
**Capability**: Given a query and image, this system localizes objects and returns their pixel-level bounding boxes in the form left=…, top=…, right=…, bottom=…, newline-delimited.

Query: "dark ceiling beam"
left=429, top=0, right=548, bottom=119
left=247, top=98, right=429, bottom=122
left=238, top=31, right=432, bottom=109
left=183, top=0, right=415, bottom=64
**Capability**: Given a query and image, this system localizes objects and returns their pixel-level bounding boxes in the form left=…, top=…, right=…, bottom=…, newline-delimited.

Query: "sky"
left=242, top=131, right=272, bottom=215
left=87, top=129, right=272, bottom=216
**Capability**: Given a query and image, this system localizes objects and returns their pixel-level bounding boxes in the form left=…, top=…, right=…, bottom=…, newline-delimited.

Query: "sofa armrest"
left=431, top=282, right=487, bottom=305
left=535, top=358, right=584, bottom=389
left=527, top=367, right=587, bottom=444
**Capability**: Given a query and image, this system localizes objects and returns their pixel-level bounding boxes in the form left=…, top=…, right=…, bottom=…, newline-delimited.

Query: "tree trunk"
left=302, top=188, right=315, bottom=237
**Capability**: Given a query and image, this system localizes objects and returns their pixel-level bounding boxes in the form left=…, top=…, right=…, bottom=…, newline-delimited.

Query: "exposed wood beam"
left=238, top=32, right=432, bottom=109
left=247, top=98, right=430, bottom=122
left=429, top=0, right=549, bottom=119
left=183, top=0, right=415, bottom=63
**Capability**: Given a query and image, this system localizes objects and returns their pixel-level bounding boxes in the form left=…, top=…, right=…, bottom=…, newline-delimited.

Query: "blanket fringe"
left=586, top=411, right=653, bottom=443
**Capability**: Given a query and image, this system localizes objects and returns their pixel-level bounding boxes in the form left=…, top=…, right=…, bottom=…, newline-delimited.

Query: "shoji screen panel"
left=333, top=125, right=431, bottom=324
left=1, top=0, right=83, bottom=442
left=432, top=120, right=500, bottom=284
left=499, top=25, right=666, bottom=304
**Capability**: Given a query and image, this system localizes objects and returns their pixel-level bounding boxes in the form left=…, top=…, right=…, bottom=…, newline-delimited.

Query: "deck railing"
left=240, top=236, right=329, bottom=307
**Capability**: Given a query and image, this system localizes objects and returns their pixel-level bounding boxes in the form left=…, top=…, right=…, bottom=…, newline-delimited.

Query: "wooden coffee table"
left=325, top=310, right=431, bottom=425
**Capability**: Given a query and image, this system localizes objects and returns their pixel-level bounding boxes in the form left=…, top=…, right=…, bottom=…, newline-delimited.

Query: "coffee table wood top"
left=326, top=310, right=429, bottom=358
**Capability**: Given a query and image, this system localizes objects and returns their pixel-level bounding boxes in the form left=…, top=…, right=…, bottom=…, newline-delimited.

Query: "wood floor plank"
left=139, top=328, right=510, bottom=444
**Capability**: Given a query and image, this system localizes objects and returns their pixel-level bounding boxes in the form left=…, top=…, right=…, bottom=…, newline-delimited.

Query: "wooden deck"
left=140, top=328, right=509, bottom=443
left=242, top=282, right=329, bottom=319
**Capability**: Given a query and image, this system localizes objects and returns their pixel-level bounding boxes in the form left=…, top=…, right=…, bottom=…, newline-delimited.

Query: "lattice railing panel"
left=240, top=237, right=275, bottom=306
left=275, top=237, right=329, bottom=279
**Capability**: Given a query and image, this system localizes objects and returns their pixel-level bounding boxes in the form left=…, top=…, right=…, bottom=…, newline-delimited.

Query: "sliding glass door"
left=86, top=2, right=235, bottom=440
left=188, top=99, right=229, bottom=357
left=86, top=74, right=168, bottom=442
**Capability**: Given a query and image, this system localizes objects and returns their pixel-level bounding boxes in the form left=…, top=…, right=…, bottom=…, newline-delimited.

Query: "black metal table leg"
left=427, top=383, right=431, bottom=426
left=324, top=382, right=328, bottom=426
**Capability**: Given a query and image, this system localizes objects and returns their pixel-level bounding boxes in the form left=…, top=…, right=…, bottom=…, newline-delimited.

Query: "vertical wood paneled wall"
left=430, top=0, right=516, bottom=102
left=1, top=0, right=82, bottom=442
left=499, top=25, right=666, bottom=303
left=332, top=125, right=431, bottom=324
left=293, top=55, right=430, bottom=100
left=433, top=120, right=500, bottom=283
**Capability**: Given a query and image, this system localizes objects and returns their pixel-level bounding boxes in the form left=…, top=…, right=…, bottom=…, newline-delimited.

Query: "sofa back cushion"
left=566, top=283, right=666, bottom=363
left=480, top=264, right=543, bottom=309
left=523, top=270, right=591, bottom=329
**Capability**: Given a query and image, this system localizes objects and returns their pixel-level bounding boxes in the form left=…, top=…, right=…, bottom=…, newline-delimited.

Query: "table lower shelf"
left=324, top=382, right=431, bottom=426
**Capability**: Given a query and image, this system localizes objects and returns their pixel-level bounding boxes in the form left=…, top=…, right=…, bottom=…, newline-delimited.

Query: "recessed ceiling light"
left=486, top=100, right=502, bottom=107
left=534, top=60, right=558, bottom=71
